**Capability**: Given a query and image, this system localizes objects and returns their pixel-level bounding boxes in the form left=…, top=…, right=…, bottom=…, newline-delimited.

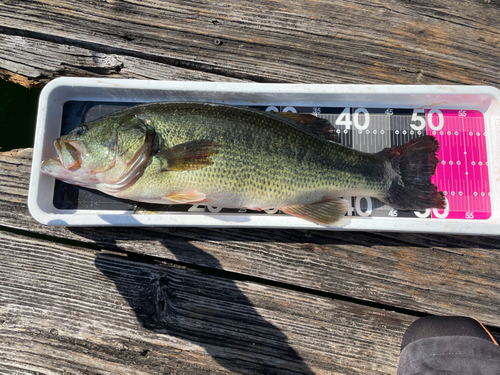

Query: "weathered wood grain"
left=2, top=149, right=500, bottom=329
left=1, top=0, right=500, bottom=87
left=0, top=33, right=247, bottom=87
left=0, top=229, right=414, bottom=374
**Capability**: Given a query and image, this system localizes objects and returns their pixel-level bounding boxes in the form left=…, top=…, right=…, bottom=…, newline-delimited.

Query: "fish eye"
left=75, top=125, right=88, bottom=135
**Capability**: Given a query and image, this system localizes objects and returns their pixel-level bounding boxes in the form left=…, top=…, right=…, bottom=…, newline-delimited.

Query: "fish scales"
left=125, top=103, right=384, bottom=208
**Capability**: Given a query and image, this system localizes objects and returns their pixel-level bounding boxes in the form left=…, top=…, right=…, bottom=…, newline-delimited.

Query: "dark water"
left=0, top=79, right=41, bottom=151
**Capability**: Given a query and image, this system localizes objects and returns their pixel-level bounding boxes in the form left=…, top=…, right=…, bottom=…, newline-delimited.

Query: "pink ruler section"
left=427, top=109, right=491, bottom=220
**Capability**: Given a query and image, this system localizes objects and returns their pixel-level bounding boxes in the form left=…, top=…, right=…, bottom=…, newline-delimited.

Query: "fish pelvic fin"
left=158, top=140, right=219, bottom=171
left=281, top=198, right=348, bottom=225
left=380, top=135, right=445, bottom=210
left=165, top=191, right=208, bottom=204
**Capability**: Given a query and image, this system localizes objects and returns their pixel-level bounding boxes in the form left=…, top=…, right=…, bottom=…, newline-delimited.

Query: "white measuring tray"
left=28, top=78, right=500, bottom=234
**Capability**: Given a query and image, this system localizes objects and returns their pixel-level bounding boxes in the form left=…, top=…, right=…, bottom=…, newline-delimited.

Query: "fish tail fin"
left=380, top=135, right=445, bottom=210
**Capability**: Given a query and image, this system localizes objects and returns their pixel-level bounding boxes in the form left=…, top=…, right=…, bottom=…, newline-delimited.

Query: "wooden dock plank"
left=1, top=0, right=500, bottom=86
left=2, top=149, right=500, bottom=329
left=0, top=229, right=412, bottom=374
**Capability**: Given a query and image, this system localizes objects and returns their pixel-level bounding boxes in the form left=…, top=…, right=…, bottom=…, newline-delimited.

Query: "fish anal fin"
left=277, top=113, right=340, bottom=143
left=158, top=140, right=219, bottom=171
left=165, top=191, right=209, bottom=204
left=281, top=198, right=348, bottom=225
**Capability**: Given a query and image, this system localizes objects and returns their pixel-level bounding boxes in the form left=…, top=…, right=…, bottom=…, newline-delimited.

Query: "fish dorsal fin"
left=274, top=113, right=340, bottom=143
left=157, top=140, right=219, bottom=171
left=280, top=198, right=348, bottom=225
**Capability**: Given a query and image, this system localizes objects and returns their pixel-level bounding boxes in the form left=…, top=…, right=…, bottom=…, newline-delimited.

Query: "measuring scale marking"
left=428, top=109, right=491, bottom=220
left=55, top=103, right=492, bottom=222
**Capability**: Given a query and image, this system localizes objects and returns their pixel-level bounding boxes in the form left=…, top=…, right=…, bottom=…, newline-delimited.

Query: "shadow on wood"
left=67, top=222, right=500, bottom=327
left=94, top=244, right=315, bottom=374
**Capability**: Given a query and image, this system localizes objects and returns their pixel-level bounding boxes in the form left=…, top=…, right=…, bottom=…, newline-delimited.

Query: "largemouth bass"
left=41, top=102, right=445, bottom=225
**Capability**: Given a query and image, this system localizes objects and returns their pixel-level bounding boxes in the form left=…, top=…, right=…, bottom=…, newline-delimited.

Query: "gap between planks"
left=0, top=229, right=412, bottom=374
left=0, top=223, right=428, bottom=320
left=1, top=0, right=500, bottom=86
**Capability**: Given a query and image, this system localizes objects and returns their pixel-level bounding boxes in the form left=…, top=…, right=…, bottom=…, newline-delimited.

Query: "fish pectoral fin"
left=165, top=191, right=208, bottom=204
left=158, top=140, right=219, bottom=171
left=276, top=113, right=340, bottom=143
left=281, top=198, right=348, bottom=225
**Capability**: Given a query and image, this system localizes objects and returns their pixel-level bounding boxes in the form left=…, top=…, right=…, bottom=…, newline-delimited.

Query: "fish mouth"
left=41, top=139, right=98, bottom=188
left=40, top=157, right=63, bottom=170
left=55, top=139, right=86, bottom=170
